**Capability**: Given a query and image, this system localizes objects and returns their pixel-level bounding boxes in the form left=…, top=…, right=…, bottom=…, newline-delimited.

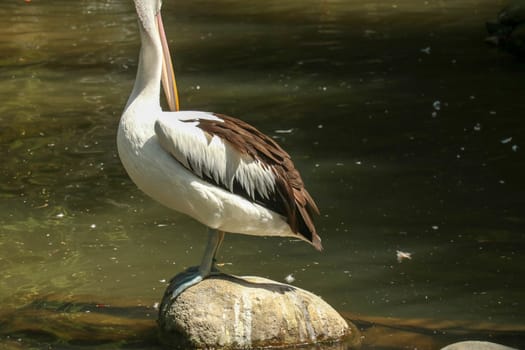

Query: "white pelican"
left=118, top=0, right=322, bottom=298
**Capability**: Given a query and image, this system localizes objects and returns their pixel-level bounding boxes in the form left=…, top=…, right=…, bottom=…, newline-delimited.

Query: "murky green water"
left=1, top=0, right=524, bottom=348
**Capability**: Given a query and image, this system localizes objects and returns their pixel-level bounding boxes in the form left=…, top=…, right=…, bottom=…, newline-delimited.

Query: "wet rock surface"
left=158, top=272, right=359, bottom=349
left=486, top=0, right=525, bottom=58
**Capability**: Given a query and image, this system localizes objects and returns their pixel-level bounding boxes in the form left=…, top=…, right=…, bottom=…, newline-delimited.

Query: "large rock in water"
left=158, top=272, right=359, bottom=349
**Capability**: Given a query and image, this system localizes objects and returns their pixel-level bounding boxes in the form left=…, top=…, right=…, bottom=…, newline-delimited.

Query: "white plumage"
left=154, top=113, right=277, bottom=202
left=119, top=0, right=321, bottom=298
left=118, top=110, right=292, bottom=237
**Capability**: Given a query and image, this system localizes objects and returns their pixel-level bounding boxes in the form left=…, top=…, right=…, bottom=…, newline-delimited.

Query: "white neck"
left=125, top=19, right=162, bottom=111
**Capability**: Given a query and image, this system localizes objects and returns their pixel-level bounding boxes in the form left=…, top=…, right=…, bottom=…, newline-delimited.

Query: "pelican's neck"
left=125, top=21, right=163, bottom=112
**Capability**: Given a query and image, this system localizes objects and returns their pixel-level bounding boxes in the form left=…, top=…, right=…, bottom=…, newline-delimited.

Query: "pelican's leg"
left=171, top=228, right=224, bottom=299
left=210, top=230, right=225, bottom=273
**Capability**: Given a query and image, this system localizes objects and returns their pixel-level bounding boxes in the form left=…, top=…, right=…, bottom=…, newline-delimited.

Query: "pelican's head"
left=134, top=0, right=179, bottom=111
left=134, top=0, right=163, bottom=34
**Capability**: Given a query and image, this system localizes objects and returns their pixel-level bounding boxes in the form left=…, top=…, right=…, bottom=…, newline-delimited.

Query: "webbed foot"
left=168, top=229, right=225, bottom=300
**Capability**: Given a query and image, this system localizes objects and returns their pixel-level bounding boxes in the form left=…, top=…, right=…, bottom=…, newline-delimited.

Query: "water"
left=1, top=0, right=524, bottom=348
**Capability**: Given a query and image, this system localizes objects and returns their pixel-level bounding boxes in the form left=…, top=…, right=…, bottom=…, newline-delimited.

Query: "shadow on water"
left=1, top=0, right=525, bottom=349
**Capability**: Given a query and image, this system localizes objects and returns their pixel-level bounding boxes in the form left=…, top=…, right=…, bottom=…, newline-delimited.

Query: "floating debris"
left=501, top=137, right=512, bottom=144
left=275, top=128, right=293, bottom=134
left=512, top=145, right=519, bottom=152
left=473, top=123, right=481, bottom=131
left=433, top=100, right=441, bottom=111
left=420, top=46, right=431, bottom=54
left=284, top=274, right=295, bottom=284
left=364, top=29, right=377, bottom=37
left=396, top=250, right=412, bottom=263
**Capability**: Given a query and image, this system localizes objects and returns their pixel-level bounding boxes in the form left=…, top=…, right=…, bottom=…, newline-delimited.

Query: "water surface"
left=1, top=0, right=524, bottom=349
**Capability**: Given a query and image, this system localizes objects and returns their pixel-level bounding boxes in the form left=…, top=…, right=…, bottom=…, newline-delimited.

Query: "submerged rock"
left=486, top=0, right=525, bottom=58
left=441, top=341, right=518, bottom=350
left=158, top=272, right=359, bottom=349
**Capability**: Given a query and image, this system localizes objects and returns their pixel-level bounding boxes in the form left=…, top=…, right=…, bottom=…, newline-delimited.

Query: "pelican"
left=118, top=0, right=321, bottom=298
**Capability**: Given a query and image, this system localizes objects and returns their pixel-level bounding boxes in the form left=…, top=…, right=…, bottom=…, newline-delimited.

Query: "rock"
left=486, top=0, right=525, bottom=58
left=498, top=1, right=525, bottom=26
left=441, top=341, right=518, bottom=350
left=158, top=272, right=359, bottom=349
left=506, top=23, right=525, bottom=57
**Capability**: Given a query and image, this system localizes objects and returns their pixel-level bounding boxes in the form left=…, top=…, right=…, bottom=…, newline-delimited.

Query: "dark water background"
left=1, top=0, right=524, bottom=349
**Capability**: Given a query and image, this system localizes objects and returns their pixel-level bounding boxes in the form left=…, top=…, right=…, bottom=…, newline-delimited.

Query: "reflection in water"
left=1, top=0, right=524, bottom=348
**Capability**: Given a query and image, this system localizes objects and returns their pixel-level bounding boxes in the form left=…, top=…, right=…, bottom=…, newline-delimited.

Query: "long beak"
left=156, top=12, right=180, bottom=112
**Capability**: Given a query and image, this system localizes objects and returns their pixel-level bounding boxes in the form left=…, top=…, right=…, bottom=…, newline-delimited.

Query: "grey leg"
left=171, top=228, right=224, bottom=299
left=211, top=230, right=226, bottom=273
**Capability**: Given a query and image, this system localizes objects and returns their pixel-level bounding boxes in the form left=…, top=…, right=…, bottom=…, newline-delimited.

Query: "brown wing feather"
left=189, top=113, right=322, bottom=251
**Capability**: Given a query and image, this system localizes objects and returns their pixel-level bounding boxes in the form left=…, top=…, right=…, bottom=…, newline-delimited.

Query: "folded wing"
left=154, top=111, right=321, bottom=250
